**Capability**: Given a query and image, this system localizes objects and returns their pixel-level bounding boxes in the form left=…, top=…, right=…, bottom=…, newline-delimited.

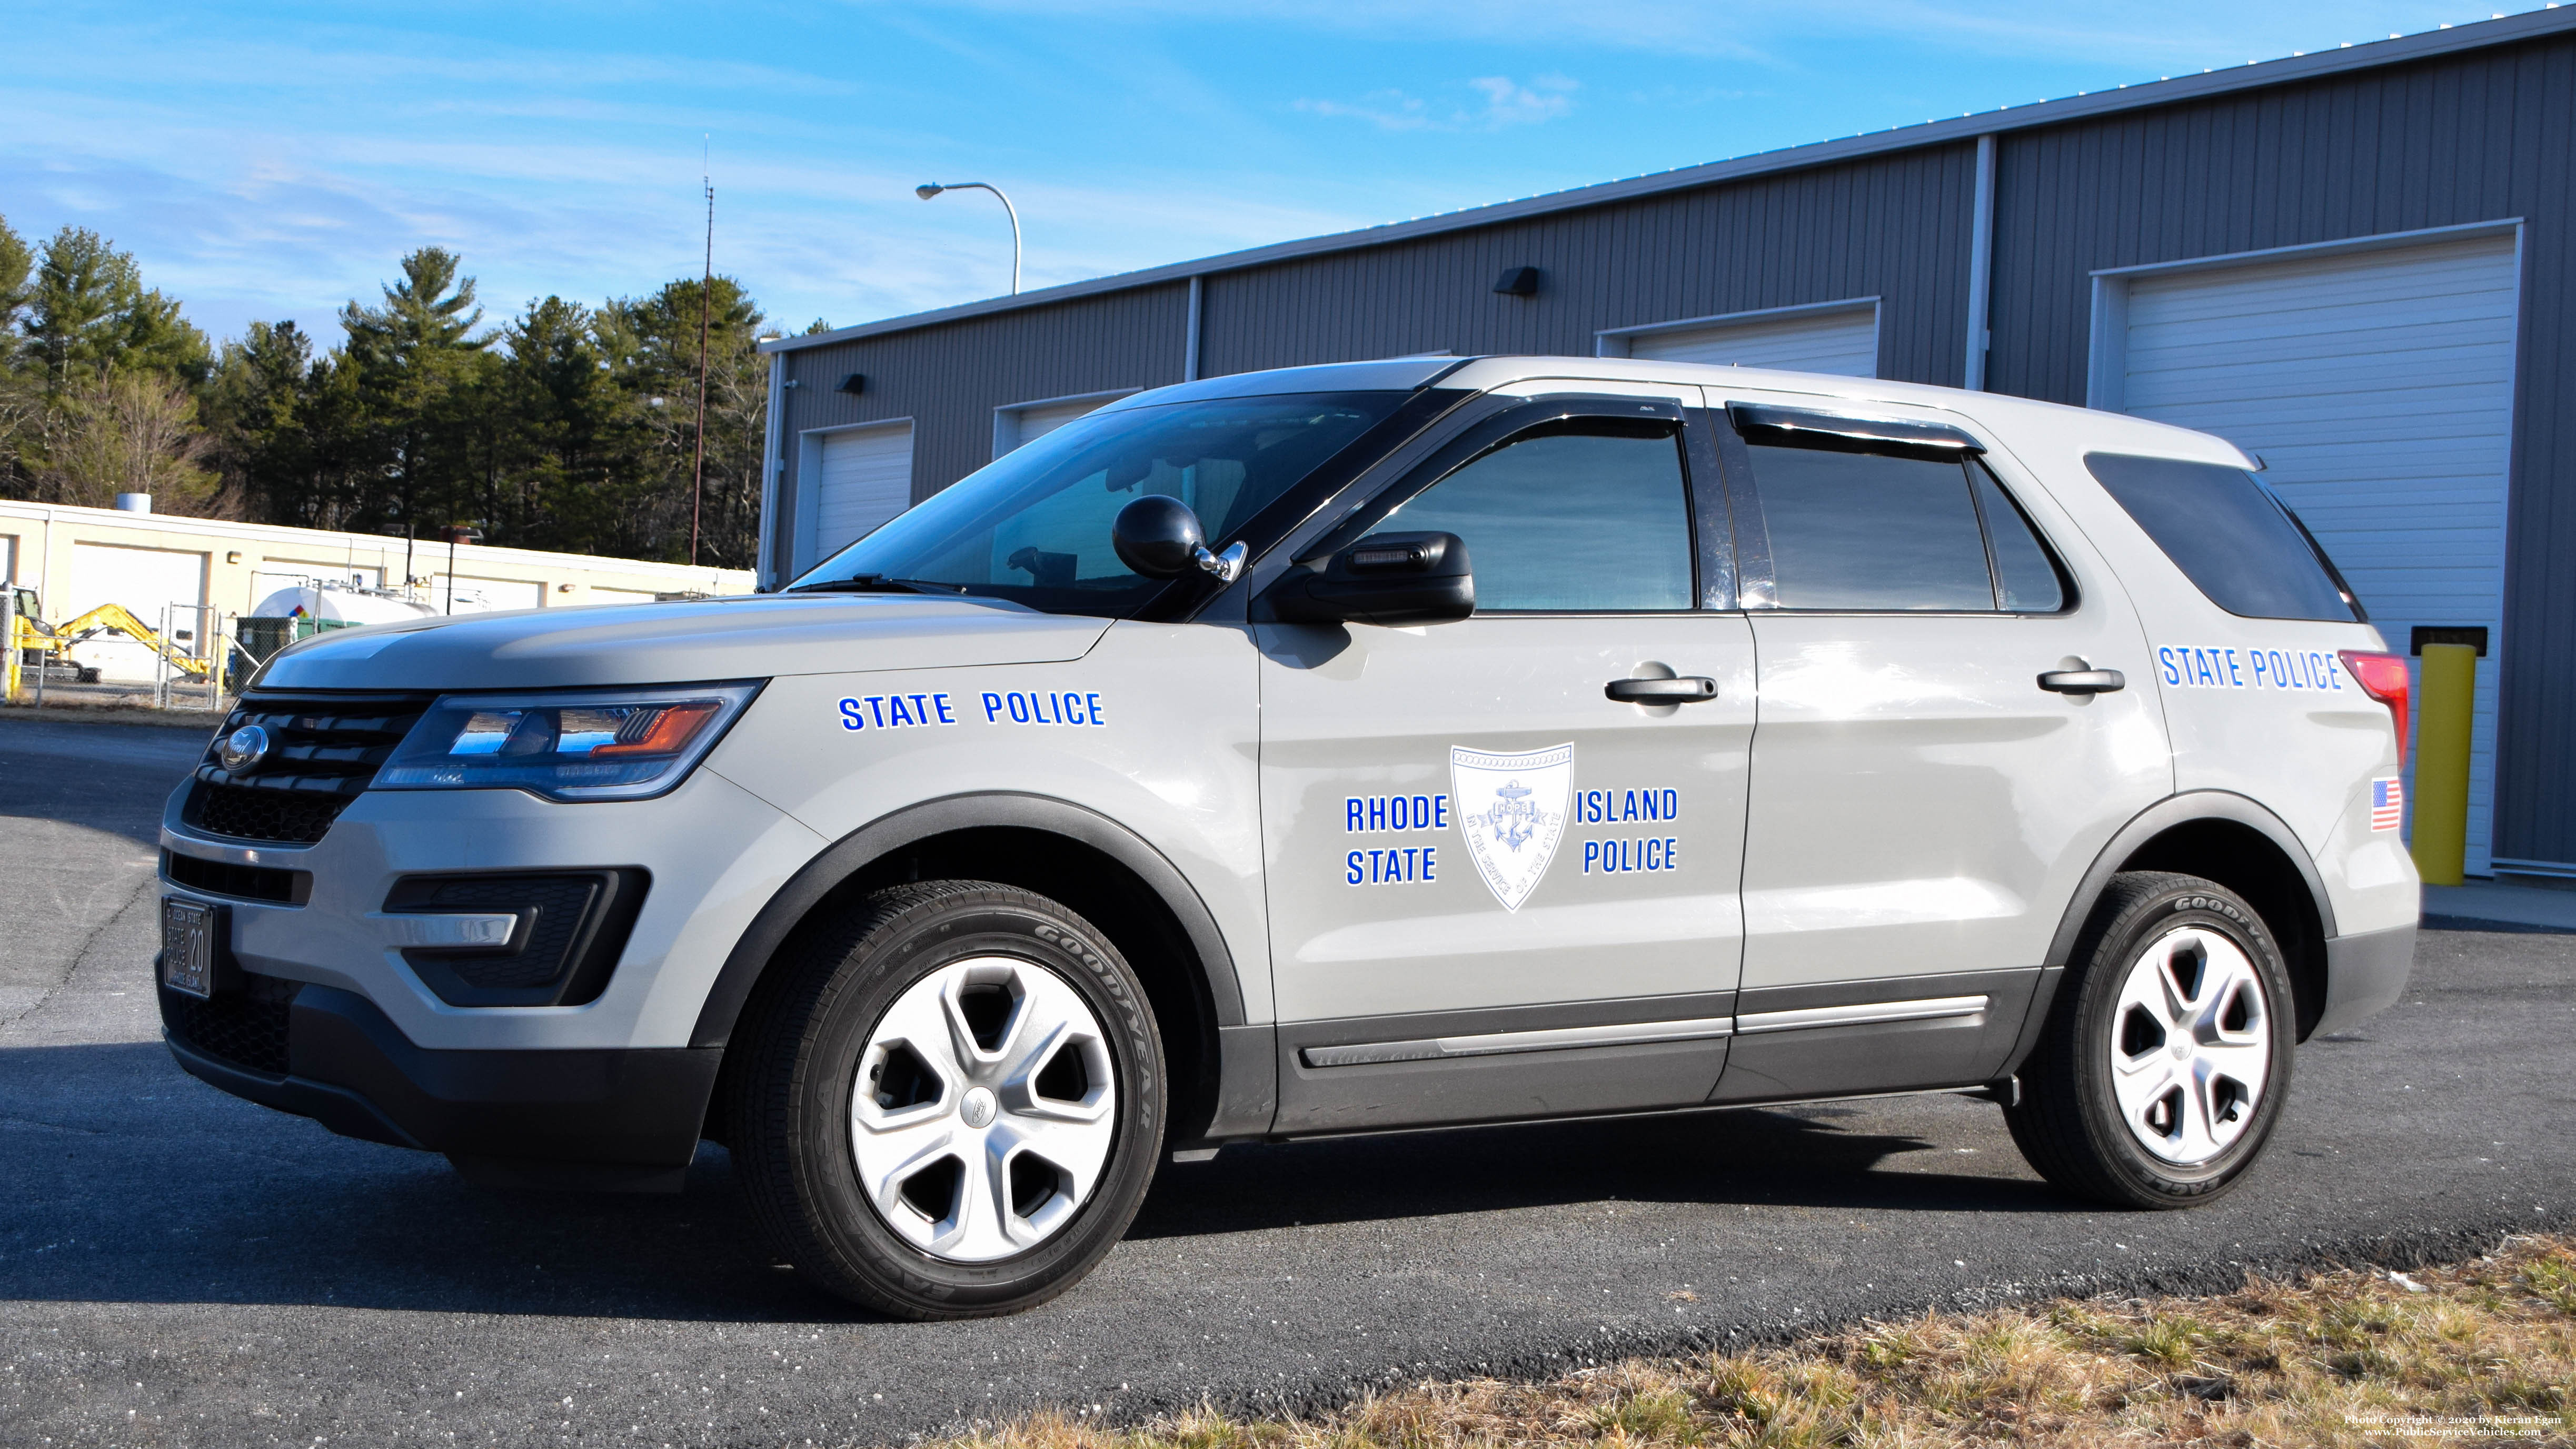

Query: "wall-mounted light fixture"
left=557, top=582, right=576, bottom=593
left=838, top=373, right=867, bottom=395
left=225, top=551, right=243, bottom=564
left=1493, top=266, right=1541, bottom=297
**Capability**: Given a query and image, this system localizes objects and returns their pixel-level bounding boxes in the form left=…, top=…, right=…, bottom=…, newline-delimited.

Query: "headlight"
left=374, top=682, right=762, bottom=801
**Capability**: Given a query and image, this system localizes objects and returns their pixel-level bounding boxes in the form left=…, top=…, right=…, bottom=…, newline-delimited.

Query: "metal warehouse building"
left=759, top=9, right=2576, bottom=879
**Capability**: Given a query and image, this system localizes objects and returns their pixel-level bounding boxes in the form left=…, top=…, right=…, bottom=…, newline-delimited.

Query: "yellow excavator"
left=6, top=585, right=214, bottom=697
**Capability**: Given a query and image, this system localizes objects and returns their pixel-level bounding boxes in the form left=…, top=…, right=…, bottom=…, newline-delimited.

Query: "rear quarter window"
left=2082, top=452, right=2360, bottom=622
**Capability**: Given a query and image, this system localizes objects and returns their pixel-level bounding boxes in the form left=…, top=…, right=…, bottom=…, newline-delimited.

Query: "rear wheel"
left=729, top=881, right=1165, bottom=1317
left=2005, top=871, right=2294, bottom=1208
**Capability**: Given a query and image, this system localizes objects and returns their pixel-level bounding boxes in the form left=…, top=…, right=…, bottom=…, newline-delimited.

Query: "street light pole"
left=914, top=182, right=1021, bottom=295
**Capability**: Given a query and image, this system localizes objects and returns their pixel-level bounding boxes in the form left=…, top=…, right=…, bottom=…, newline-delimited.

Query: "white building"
left=1, top=500, right=753, bottom=683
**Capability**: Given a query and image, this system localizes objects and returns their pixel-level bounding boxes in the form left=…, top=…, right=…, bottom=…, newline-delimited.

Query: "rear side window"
left=1742, top=444, right=2067, bottom=612
left=1973, top=468, right=2066, bottom=612
left=2083, top=453, right=2359, bottom=622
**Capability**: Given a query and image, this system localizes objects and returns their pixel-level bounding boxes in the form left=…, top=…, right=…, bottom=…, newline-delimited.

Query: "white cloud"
left=1296, top=73, right=1577, bottom=132
left=1466, top=74, right=1577, bottom=126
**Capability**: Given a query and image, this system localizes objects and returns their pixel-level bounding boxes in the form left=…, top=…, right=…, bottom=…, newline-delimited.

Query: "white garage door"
left=1618, top=303, right=1879, bottom=376
left=2110, top=230, right=2519, bottom=871
left=68, top=542, right=208, bottom=682
left=996, top=395, right=1117, bottom=457
left=814, top=423, right=916, bottom=560
left=430, top=575, right=545, bottom=614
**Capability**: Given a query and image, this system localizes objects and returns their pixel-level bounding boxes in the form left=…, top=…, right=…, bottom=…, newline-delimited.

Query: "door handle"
left=2037, top=668, right=2125, bottom=694
left=1605, top=676, right=1719, bottom=703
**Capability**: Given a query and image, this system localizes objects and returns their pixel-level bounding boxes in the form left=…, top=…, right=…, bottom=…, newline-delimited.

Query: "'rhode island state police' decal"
left=1450, top=744, right=1572, bottom=912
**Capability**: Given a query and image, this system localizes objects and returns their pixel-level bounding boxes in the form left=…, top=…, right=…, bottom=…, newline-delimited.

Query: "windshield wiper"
left=787, top=574, right=948, bottom=595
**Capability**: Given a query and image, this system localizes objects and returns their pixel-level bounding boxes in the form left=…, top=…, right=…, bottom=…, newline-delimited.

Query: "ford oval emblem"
left=218, top=724, right=271, bottom=775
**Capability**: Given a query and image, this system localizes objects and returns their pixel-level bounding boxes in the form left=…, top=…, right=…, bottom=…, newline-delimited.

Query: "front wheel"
left=729, top=881, right=1165, bottom=1318
left=2005, top=871, right=2295, bottom=1208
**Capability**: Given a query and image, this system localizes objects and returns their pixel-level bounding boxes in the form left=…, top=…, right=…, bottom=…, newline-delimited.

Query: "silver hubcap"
left=2108, top=926, right=2272, bottom=1166
left=851, top=956, right=1117, bottom=1263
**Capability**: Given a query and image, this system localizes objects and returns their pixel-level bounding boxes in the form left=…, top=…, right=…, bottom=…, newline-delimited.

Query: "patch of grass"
left=922, top=1237, right=2576, bottom=1449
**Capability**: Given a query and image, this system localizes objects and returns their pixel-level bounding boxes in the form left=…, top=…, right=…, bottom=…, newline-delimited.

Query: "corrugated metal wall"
left=768, top=281, right=1190, bottom=574
left=1985, top=33, right=2576, bottom=869
left=1199, top=142, right=1976, bottom=382
left=770, top=29, right=2576, bottom=865
left=771, top=146, right=1977, bottom=581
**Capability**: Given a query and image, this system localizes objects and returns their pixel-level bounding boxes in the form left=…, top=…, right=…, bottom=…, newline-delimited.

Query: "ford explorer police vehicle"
left=158, top=355, right=2419, bottom=1318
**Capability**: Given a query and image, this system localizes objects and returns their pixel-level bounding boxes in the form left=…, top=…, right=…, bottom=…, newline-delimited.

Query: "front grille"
left=193, top=788, right=347, bottom=846
left=161, top=974, right=300, bottom=1077
left=184, top=692, right=433, bottom=846
left=163, top=850, right=308, bottom=905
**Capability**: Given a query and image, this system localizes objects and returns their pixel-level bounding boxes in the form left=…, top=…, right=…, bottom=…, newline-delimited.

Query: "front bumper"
left=162, top=974, right=719, bottom=1189
left=157, top=764, right=824, bottom=1052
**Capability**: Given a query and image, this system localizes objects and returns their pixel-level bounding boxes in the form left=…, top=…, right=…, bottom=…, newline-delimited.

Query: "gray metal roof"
left=764, top=6, right=2576, bottom=357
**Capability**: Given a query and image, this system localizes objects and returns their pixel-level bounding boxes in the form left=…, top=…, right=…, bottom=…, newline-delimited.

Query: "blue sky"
left=1, top=2, right=2548, bottom=347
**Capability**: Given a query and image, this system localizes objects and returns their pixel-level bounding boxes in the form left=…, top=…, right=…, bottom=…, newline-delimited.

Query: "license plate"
left=161, top=898, right=217, bottom=999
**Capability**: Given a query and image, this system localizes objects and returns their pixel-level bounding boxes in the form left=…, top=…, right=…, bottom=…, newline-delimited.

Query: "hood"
left=250, top=593, right=1111, bottom=692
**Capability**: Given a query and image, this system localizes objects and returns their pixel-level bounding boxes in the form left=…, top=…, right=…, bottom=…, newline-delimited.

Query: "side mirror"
left=1111, top=495, right=1247, bottom=582
left=1265, top=531, right=1473, bottom=627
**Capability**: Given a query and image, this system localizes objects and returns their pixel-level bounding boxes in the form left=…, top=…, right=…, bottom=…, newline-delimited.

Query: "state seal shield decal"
left=1450, top=743, right=1573, bottom=912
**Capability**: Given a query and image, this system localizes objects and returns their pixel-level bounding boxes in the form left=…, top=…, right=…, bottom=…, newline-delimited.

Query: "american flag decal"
left=2371, top=778, right=2404, bottom=832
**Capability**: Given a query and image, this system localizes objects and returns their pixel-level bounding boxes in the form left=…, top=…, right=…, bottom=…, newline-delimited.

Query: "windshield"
left=791, top=392, right=1410, bottom=614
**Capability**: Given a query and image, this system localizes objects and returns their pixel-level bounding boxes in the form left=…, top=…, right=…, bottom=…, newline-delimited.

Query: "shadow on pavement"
left=0, top=1038, right=2058, bottom=1322
left=1133, top=1104, right=2062, bottom=1239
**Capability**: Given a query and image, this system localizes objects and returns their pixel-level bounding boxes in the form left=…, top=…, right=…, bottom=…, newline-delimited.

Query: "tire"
left=2004, top=871, right=2296, bottom=1209
left=729, top=880, right=1165, bottom=1318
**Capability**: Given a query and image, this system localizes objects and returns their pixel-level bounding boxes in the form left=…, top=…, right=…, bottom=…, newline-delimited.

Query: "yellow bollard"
left=2410, top=641, right=2478, bottom=886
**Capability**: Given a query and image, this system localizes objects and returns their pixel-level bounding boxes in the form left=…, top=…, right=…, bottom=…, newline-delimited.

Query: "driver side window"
left=1386, top=424, right=1695, bottom=612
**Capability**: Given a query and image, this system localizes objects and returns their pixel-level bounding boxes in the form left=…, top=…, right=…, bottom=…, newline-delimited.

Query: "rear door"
left=1257, top=390, right=1755, bottom=1132
left=1708, top=394, right=2169, bottom=1101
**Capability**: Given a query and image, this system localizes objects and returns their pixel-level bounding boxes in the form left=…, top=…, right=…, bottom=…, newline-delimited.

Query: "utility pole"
left=445, top=525, right=482, bottom=614
left=691, top=153, right=714, bottom=568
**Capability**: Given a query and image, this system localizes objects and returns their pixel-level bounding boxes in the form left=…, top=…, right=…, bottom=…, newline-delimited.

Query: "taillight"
left=2339, top=650, right=2411, bottom=765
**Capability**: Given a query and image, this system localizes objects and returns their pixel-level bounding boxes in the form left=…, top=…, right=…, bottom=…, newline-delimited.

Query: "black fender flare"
left=688, top=791, right=1247, bottom=1049
left=2044, top=790, right=2335, bottom=967
left=2001, top=790, right=2335, bottom=1073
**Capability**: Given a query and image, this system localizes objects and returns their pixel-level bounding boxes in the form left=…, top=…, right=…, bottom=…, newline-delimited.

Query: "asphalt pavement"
left=2, top=713, right=2570, bottom=1447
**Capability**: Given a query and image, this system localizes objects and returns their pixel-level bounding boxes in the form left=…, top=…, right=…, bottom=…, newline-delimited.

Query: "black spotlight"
left=837, top=373, right=868, bottom=395
left=1493, top=266, right=1541, bottom=297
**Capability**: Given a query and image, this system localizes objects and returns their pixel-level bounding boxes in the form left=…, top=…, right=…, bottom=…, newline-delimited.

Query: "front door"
left=1709, top=392, right=2170, bottom=1101
left=1256, top=394, right=1756, bottom=1131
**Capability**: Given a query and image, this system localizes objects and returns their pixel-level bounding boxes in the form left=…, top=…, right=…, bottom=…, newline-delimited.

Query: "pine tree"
left=485, top=295, right=633, bottom=551
left=0, top=215, right=37, bottom=495
left=23, top=226, right=210, bottom=389
left=598, top=275, right=767, bottom=565
left=337, top=247, right=494, bottom=537
left=204, top=321, right=330, bottom=524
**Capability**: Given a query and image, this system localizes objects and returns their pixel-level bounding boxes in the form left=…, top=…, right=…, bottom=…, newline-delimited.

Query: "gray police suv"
left=158, top=356, right=2420, bottom=1318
